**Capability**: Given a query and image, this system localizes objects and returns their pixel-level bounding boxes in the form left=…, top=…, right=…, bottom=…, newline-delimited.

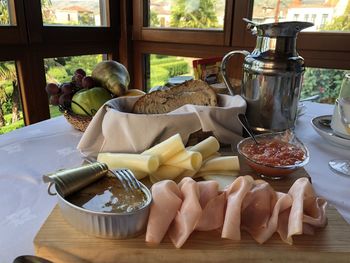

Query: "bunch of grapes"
left=45, top=68, right=96, bottom=110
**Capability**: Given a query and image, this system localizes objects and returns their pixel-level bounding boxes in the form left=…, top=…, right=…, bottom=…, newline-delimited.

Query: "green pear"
left=71, top=87, right=112, bottom=116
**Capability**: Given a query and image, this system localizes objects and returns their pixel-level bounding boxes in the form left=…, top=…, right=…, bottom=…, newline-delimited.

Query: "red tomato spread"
left=241, top=139, right=305, bottom=166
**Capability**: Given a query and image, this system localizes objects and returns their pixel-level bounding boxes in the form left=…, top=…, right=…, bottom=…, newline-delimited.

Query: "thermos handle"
left=220, top=50, right=250, bottom=95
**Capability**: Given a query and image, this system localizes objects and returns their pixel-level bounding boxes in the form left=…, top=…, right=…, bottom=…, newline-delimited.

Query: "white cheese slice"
left=189, top=136, right=220, bottom=159
left=142, top=134, right=185, bottom=164
left=97, top=153, right=159, bottom=173
left=164, top=150, right=202, bottom=171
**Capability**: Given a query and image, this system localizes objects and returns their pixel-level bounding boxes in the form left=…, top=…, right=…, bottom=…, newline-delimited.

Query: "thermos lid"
left=244, top=18, right=313, bottom=38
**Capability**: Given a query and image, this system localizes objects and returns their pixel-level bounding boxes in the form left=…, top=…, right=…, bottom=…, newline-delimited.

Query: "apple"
left=71, top=87, right=112, bottom=116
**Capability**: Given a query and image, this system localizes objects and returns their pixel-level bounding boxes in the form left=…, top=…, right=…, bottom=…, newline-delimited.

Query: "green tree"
left=170, top=0, right=219, bottom=28
left=302, top=3, right=350, bottom=103
left=0, top=0, right=9, bottom=24
left=150, top=10, right=160, bottom=27
left=0, top=62, right=21, bottom=124
left=41, top=0, right=55, bottom=24
left=78, top=12, right=95, bottom=25
left=323, top=3, right=350, bottom=31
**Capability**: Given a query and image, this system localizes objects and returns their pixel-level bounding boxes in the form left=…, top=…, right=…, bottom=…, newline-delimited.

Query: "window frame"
left=132, top=0, right=233, bottom=46
left=0, top=0, right=120, bottom=125
left=131, top=0, right=350, bottom=90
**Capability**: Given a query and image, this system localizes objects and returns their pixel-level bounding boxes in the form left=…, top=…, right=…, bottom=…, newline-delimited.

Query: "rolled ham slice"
left=146, top=180, right=182, bottom=244
left=195, top=181, right=226, bottom=231
left=241, top=180, right=293, bottom=244
left=168, top=177, right=202, bottom=248
left=222, top=175, right=255, bottom=240
left=281, top=177, right=327, bottom=244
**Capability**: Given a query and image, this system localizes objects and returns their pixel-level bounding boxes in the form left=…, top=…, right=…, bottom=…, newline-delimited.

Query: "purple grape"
left=49, top=94, right=59, bottom=105
left=61, top=83, right=74, bottom=94
left=72, top=73, right=84, bottom=88
left=82, top=76, right=95, bottom=89
left=45, top=83, right=59, bottom=95
left=74, top=68, right=86, bottom=77
left=59, top=93, right=72, bottom=108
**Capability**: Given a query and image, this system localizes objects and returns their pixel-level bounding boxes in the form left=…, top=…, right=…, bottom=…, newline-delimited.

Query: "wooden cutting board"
left=34, top=154, right=350, bottom=263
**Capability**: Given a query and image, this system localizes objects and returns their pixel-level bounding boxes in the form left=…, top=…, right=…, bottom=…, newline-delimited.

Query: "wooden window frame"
left=130, top=0, right=350, bottom=90
left=132, top=0, right=233, bottom=46
left=0, top=0, right=120, bottom=125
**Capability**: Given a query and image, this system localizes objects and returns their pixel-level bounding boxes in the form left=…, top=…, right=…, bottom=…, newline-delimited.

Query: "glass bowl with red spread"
left=237, top=132, right=309, bottom=180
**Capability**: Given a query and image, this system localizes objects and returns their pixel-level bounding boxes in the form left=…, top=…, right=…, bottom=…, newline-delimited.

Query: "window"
left=145, top=54, right=195, bottom=91
left=0, top=0, right=118, bottom=134
left=320, top=14, right=329, bottom=28
left=252, top=0, right=350, bottom=32
left=148, top=0, right=225, bottom=29
left=0, top=0, right=16, bottom=25
left=41, top=0, right=108, bottom=26
left=311, top=14, right=316, bottom=24
left=131, top=0, right=350, bottom=96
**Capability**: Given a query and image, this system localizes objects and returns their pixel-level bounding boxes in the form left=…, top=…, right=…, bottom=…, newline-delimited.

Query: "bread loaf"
left=132, top=80, right=217, bottom=114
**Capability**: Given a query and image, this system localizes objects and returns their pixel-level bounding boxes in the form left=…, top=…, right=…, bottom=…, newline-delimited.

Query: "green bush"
left=49, top=105, right=62, bottom=118
left=150, top=57, right=179, bottom=65
left=301, top=68, right=347, bottom=103
left=150, top=66, right=169, bottom=88
left=161, top=61, right=189, bottom=77
left=47, top=66, right=69, bottom=83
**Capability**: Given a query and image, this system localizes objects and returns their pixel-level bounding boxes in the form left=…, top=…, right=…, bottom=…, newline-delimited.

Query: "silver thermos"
left=221, top=19, right=313, bottom=133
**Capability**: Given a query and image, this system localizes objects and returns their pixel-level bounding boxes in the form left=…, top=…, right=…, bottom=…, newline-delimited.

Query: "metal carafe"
left=221, top=19, right=313, bottom=133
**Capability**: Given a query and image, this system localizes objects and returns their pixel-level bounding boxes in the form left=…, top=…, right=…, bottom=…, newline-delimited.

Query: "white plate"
left=311, top=115, right=350, bottom=149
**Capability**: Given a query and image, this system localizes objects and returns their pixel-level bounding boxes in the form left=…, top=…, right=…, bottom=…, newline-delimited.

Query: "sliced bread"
left=132, top=80, right=217, bottom=114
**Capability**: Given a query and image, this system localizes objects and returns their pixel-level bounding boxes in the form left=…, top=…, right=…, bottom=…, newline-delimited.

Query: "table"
left=0, top=102, right=349, bottom=262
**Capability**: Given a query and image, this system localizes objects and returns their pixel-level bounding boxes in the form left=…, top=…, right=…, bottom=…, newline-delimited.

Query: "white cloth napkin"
left=77, top=94, right=246, bottom=156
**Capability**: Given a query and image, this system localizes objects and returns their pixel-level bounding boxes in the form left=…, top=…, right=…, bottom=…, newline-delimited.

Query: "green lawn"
left=0, top=113, right=25, bottom=135
left=50, top=105, right=62, bottom=118
left=0, top=106, right=62, bottom=135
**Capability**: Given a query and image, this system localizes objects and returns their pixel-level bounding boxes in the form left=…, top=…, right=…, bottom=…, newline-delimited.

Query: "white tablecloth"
left=0, top=102, right=349, bottom=262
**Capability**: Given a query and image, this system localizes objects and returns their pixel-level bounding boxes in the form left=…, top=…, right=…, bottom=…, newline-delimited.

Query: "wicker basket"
left=62, top=111, right=92, bottom=132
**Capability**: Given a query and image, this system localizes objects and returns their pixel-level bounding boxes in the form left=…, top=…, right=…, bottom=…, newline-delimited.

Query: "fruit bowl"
left=237, top=131, right=309, bottom=180
left=61, top=109, right=92, bottom=132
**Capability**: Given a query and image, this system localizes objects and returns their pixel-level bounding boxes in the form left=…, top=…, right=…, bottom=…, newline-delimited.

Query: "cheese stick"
left=142, top=134, right=185, bottom=164
left=164, top=150, right=202, bottom=171
left=151, top=165, right=185, bottom=181
left=202, top=173, right=239, bottom=191
left=199, top=156, right=240, bottom=172
left=173, top=152, right=222, bottom=182
left=189, top=136, right=220, bottom=159
left=97, top=153, right=159, bottom=173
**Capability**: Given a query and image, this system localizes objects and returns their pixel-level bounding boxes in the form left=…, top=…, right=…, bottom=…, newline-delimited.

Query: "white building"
left=286, top=0, right=348, bottom=31
left=54, top=5, right=95, bottom=25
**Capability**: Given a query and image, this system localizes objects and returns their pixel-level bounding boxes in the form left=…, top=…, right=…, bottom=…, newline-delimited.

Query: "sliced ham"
left=241, top=180, right=293, bottom=244
left=145, top=175, right=328, bottom=248
left=195, top=181, right=226, bottom=231
left=284, top=177, right=328, bottom=244
left=146, top=180, right=182, bottom=244
left=168, top=177, right=202, bottom=248
left=222, top=175, right=255, bottom=240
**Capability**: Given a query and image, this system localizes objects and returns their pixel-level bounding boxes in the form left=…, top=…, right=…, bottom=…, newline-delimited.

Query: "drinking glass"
left=329, top=73, right=350, bottom=177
